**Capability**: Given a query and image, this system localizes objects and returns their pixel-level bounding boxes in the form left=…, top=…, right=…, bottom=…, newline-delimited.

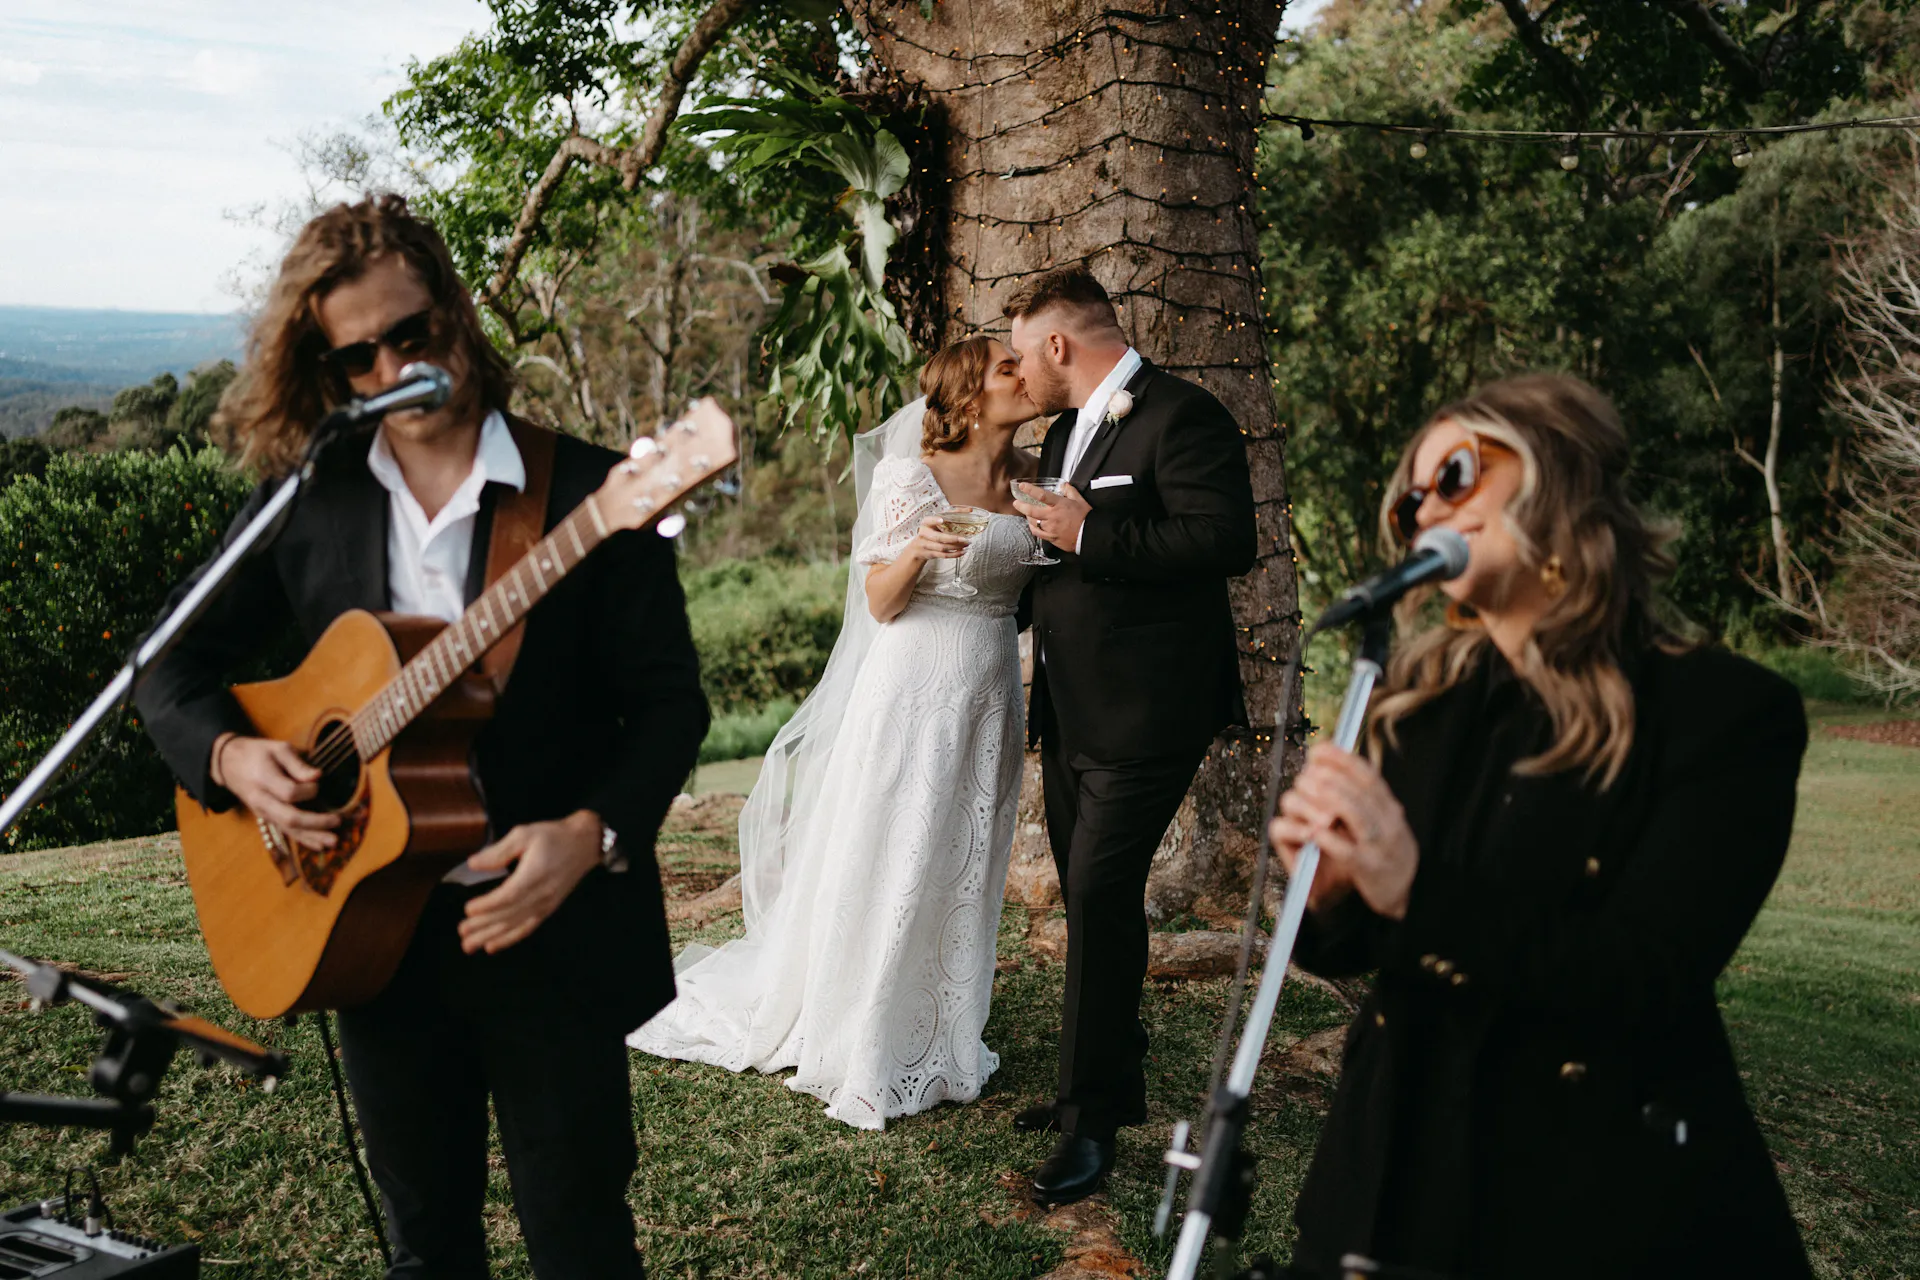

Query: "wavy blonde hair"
left=1367, top=374, right=1693, bottom=790
left=214, top=194, right=514, bottom=477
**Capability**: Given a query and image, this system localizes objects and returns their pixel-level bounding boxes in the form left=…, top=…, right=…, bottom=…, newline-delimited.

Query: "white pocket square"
left=1090, top=475, right=1134, bottom=490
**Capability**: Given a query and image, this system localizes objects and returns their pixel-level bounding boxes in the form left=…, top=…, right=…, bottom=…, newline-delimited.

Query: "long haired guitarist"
left=135, top=195, right=708, bottom=1278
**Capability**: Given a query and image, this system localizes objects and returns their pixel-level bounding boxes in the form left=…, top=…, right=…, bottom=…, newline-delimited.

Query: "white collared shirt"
left=366, top=409, right=523, bottom=885
left=1060, top=346, right=1142, bottom=483
left=367, top=409, right=525, bottom=625
left=1060, top=347, right=1142, bottom=554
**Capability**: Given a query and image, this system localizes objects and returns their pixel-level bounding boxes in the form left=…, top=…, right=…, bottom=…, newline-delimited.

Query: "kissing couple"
left=630, top=266, right=1257, bottom=1205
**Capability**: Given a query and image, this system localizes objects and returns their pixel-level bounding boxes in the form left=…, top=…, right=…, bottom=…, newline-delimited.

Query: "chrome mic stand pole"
left=1159, top=608, right=1394, bottom=1280
left=0, top=457, right=317, bottom=837
left=0, top=363, right=450, bottom=838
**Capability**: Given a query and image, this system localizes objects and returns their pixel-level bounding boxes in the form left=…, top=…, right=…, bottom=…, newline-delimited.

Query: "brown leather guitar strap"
left=479, top=416, right=557, bottom=695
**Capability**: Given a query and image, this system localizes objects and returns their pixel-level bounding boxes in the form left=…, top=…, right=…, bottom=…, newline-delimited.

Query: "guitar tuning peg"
left=629, top=437, right=661, bottom=460
left=656, top=513, right=687, bottom=539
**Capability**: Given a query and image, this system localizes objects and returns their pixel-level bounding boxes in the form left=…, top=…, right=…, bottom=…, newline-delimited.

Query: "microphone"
left=339, top=362, right=454, bottom=424
left=1311, top=527, right=1470, bottom=633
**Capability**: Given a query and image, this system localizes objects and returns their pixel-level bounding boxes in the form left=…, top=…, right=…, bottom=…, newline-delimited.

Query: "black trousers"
left=1040, top=699, right=1207, bottom=1141
left=334, top=888, right=645, bottom=1280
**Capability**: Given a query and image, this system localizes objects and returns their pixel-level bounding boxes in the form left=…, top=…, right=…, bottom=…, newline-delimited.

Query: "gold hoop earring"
left=1540, top=555, right=1567, bottom=599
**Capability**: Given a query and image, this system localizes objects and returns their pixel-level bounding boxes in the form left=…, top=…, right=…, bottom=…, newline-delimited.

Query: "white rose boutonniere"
left=1105, top=389, right=1134, bottom=425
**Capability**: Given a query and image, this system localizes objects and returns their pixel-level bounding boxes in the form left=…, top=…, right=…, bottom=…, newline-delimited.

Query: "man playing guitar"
left=136, top=195, right=708, bottom=1277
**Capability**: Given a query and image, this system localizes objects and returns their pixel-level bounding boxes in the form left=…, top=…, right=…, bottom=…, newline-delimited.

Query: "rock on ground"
left=983, top=1172, right=1144, bottom=1279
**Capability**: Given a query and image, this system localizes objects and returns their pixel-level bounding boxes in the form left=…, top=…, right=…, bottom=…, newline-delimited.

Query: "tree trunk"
left=852, top=0, right=1298, bottom=917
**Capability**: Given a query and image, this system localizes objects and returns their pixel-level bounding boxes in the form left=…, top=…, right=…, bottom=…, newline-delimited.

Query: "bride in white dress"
left=629, top=337, right=1044, bottom=1129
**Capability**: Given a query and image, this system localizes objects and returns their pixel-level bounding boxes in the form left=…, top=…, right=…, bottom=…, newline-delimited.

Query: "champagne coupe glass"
left=1011, top=477, right=1065, bottom=567
left=932, top=505, right=989, bottom=598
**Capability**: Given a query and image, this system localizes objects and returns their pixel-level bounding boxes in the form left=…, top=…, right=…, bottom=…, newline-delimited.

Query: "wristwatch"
left=598, top=819, right=629, bottom=874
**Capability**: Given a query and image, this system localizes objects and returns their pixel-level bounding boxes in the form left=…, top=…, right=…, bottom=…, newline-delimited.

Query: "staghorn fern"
left=686, top=68, right=919, bottom=440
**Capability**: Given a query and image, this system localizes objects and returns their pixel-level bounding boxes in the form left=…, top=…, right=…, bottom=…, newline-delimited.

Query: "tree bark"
left=851, top=0, right=1298, bottom=916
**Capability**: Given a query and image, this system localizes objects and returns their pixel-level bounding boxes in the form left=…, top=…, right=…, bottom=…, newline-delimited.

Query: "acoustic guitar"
left=175, top=401, right=736, bottom=1019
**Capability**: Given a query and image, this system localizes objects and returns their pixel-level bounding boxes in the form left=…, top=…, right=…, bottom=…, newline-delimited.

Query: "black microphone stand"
left=1155, top=606, right=1396, bottom=1280
left=0, top=370, right=444, bottom=1139
left=0, top=949, right=288, bottom=1160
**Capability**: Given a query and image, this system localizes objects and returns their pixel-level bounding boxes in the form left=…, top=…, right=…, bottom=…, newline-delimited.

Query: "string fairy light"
left=1267, top=110, right=1920, bottom=170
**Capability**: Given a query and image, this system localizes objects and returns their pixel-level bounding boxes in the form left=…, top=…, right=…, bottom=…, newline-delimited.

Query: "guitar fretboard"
left=346, top=498, right=610, bottom=758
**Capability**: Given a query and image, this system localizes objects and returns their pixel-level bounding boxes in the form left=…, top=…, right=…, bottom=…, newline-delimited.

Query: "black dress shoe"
left=1012, top=1100, right=1060, bottom=1133
left=1031, top=1133, right=1114, bottom=1206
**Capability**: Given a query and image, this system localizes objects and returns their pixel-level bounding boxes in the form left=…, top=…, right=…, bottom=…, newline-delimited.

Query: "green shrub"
left=682, top=557, right=845, bottom=715
left=1753, top=645, right=1879, bottom=706
left=0, top=437, right=51, bottom=489
left=1, top=446, right=252, bottom=851
left=699, top=699, right=798, bottom=764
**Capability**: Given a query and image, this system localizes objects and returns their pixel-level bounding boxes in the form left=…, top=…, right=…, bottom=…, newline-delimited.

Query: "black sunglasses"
left=1391, top=437, right=1509, bottom=542
left=319, top=308, right=435, bottom=379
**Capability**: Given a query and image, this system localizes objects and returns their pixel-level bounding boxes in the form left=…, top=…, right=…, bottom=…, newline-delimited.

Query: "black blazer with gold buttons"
left=1287, top=642, right=1811, bottom=1280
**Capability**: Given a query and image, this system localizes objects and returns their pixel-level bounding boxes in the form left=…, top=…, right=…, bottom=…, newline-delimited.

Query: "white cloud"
left=1280, top=0, right=1333, bottom=35
left=182, top=47, right=264, bottom=97
left=0, top=1, right=493, bottom=311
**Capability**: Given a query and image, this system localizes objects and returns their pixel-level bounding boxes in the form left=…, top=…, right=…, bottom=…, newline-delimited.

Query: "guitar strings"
left=297, top=423, right=715, bottom=776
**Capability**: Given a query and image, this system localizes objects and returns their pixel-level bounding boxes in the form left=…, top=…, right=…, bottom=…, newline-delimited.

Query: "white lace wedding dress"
left=628, top=452, right=1038, bottom=1130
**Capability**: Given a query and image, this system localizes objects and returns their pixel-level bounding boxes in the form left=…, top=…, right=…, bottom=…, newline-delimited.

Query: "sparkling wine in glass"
left=932, top=505, right=989, bottom=597
left=1011, top=477, right=1065, bottom=567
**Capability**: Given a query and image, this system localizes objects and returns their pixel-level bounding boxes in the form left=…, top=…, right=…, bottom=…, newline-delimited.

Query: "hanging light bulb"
left=1297, top=120, right=1315, bottom=142
left=1732, top=136, right=1754, bottom=169
left=1559, top=139, right=1580, bottom=171
left=1409, top=135, right=1429, bottom=160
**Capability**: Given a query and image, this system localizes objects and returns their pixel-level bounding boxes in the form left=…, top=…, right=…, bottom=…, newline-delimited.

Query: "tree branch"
left=1494, top=0, right=1591, bottom=124
left=1648, top=0, right=1766, bottom=99
left=481, top=134, right=619, bottom=311
left=618, top=0, right=751, bottom=191
left=477, top=0, right=752, bottom=315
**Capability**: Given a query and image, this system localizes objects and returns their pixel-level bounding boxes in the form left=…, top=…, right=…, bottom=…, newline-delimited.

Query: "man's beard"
left=1025, top=361, right=1070, bottom=415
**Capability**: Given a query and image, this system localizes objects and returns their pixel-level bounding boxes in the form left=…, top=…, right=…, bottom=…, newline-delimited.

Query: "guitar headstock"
left=597, top=398, right=738, bottom=534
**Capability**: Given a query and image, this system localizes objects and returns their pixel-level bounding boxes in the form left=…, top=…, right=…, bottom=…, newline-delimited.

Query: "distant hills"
left=0, top=306, right=243, bottom=438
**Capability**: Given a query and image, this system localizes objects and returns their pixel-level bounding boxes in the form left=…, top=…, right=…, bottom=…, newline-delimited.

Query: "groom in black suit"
left=1009, top=267, right=1257, bottom=1204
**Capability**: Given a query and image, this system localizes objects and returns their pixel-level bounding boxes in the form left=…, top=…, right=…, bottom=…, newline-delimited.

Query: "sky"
left=0, top=0, right=1332, bottom=316
left=0, top=1, right=491, bottom=314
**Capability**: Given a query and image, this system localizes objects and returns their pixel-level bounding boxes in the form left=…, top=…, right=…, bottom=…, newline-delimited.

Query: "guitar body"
left=169, top=398, right=737, bottom=1020
left=175, top=609, right=496, bottom=1018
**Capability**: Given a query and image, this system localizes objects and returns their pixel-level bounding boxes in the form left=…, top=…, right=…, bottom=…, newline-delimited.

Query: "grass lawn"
left=0, top=703, right=1914, bottom=1277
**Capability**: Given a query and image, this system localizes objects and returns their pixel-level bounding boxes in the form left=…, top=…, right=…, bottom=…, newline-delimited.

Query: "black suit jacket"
left=134, top=426, right=708, bottom=1032
left=1289, top=644, right=1810, bottom=1279
left=1027, top=360, right=1257, bottom=762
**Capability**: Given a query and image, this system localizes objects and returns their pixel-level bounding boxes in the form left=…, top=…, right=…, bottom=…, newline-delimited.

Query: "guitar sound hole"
left=302, top=719, right=363, bottom=814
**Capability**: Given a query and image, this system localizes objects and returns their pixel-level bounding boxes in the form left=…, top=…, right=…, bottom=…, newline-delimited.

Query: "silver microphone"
left=347, top=362, right=454, bottom=422
left=1312, top=527, right=1470, bottom=632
